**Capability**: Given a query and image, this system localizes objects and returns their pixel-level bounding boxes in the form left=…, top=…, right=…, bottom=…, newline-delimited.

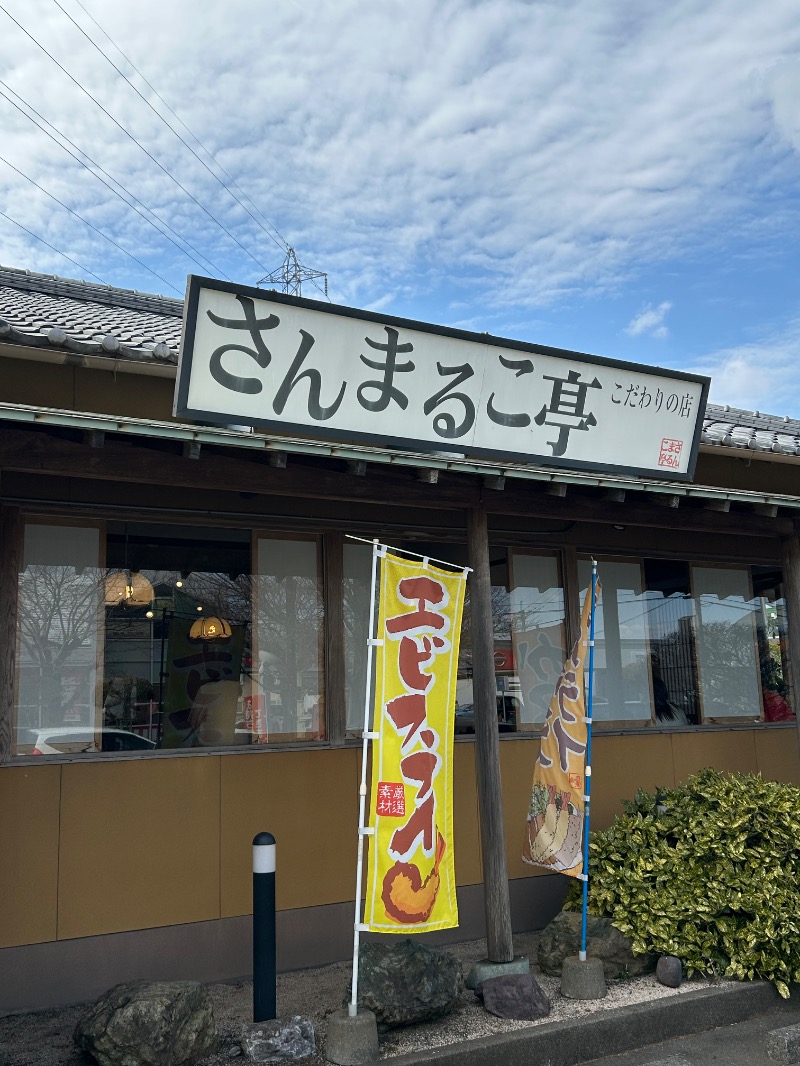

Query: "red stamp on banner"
left=658, top=438, right=683, bottom=469
left=569, top=773, right=582, bottom=791
left=376, top=782, right=406, bottom=817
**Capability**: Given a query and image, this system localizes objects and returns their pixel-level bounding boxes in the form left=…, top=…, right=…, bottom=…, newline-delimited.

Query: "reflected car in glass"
left=454, top=695, right=520, bottom=734
left=18, top=727, right=157, bottom=755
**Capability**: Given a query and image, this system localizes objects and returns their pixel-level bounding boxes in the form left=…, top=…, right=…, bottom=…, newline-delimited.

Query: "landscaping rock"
left=74, top=980, right=217, bottom=1066
left=241, top=1017, right=315, bottom=1062
left=656, top=955, right=683, bottom=988
left=353, top=940, right=463, bottom=1029
left=537, top=911, right=657, bottom=981
left=476, top=973, right=550, bottom=1020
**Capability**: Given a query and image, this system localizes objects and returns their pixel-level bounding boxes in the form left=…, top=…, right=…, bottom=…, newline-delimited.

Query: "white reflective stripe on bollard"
left=253, top=843, right=276, bottom=874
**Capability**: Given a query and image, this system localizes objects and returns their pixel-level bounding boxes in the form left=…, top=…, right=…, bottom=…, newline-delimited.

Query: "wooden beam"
left=483, top=475, right=505, bottom=492
left=704, top=499, right=731, bottom=513
left=268, top=451, right=288, bottom=469
left=346, top=459, right=367, bottom=477
left=753, top=503, right=779, bottom=518
left=0, top=504, right=22, bottom=764
left=604, top=488, right=626, bottom=503
left=182, top=441, right=201, bottom=460
left=83, top=429, right=105, bottom=449
left=323, top=531, right=346, bottom=746
left=466, top=507, right=514, bottom=964
left=546, top=482, right=567, bottom=497
left=562, top=545, right=581, bottom=653
left=0, top=427, right=790, bottom=538
left=647, top=493, right=681, bottom=508
left=417, top=468, right=439, bottom=484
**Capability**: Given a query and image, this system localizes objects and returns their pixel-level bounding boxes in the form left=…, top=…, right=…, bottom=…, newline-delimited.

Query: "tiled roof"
left=0, top=265, right=798, bottom=457
left=702, top=405, right=800, bottom=456
left=0, top=264, right=182, bottom=363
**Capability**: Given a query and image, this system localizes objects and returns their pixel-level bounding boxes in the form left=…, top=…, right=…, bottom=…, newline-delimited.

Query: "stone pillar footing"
left=325, top=1007, right=379, bottom=1065
left=466, top=955, right=530, bottom=990
left=561, top=955, right=607, bottom=1000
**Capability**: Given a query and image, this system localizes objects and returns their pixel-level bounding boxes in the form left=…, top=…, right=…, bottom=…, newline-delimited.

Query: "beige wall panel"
left=0, top=765, right=61, bottom=947
left=591, top=734, right=676, bottom=830
left=58, top=757, right=221, bottom=940
left=74, top=369, right=174, bottom=420
left=452, top=742, right=482, bottom=886
left=220, top=748, right=359, bottom=917
left=500, top=739, right=545, bottom=880
left=671, top=730, right=758, bottom=785
left=754, top=728, right=800, bottom=784
left=0, top=358, right=75, bottom=409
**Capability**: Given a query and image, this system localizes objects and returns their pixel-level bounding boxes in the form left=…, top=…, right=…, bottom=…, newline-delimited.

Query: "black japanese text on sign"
left=175, top=277, right=709, bottom=480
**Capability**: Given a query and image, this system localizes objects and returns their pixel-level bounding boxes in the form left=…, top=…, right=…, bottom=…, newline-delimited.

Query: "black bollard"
left=253, top=831, right=277, bottom=1022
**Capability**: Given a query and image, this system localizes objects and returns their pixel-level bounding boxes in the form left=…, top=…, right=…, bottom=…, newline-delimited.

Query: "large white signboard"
left=175, top=277, right=709, bottom=480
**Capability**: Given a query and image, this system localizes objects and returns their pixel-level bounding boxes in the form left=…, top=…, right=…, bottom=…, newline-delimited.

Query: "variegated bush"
left=567, top=769, right=800, bottom=997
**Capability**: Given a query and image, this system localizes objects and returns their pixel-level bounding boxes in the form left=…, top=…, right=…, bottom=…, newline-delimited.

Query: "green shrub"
left=566, top=769, right=800, bottom=997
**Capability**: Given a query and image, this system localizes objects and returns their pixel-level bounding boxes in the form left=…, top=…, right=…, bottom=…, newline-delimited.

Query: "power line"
left=0, top=208, right=106, bottom=284
left=56, top=0, right=290, bottom=258
left=0, top=2, right=272, bottom=274
left=0, top=79, right=228, bottom=280
left=0, top=152, right=181, bottom=294
left=69, top=0, right=292, bottom=255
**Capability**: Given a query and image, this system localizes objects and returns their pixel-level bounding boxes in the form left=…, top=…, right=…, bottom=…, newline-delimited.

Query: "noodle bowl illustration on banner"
left=364, top=551, right=466, bottom=932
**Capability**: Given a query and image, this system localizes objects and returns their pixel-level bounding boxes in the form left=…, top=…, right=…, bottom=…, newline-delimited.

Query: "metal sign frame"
left=175, top=275, right=710, bottom=481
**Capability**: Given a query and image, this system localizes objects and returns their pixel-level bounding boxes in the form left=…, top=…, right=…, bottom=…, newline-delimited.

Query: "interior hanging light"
left=104, top=569, right=155, bottom=608
left=188, top=615, right=232, bottom=641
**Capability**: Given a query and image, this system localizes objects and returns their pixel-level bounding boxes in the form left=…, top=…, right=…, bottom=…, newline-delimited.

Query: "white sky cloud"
left=691, top=319, right=800, bottom=414
left=0, top=0, right=798, bottom=363
left=625, top=301, right=672, bottom=339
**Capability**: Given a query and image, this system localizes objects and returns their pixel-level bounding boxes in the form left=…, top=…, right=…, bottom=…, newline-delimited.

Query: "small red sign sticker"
left=376, top=782, right=406, bottom=817
left=658, top=438, right=683, bottom=469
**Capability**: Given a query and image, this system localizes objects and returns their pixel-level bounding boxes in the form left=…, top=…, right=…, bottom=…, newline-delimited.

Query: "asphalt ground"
left=584, top=1005, right=800, bottom=1066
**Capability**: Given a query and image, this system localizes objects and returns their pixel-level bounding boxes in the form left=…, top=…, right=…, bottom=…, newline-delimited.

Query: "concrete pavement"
left=584, top=1007, right=800, bottom=1065
left=384, top=982, right=800, bottom=1066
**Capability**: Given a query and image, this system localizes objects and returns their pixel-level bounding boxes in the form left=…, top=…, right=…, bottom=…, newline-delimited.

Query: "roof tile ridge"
left=0, top=263, right=184, bottom=318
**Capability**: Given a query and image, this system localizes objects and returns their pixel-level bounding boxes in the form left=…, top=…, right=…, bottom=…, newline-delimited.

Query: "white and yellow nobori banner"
left=365, top=551, right=466, bottom=933
left=522, top=578, right=600, bottom=878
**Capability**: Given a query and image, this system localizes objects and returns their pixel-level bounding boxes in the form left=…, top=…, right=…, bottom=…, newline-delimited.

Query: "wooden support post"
left=781, top=537, right=800, bottom=752
left=0, top=504, right=22, bottom=765
left=466, top=507, right=514, bottom=964
left=323, top=531, right=346, bottom=745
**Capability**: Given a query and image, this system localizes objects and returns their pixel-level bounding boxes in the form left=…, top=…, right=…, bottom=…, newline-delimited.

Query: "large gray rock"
left=354, top=940, right=462, bottom=1029
left=476, top=973, right=550, bottom=1020
left=538, top=911, right=656, bottom=981
left=241, top=1017, right=314, bottom=1062
left=74, top=980, right=217, bottom=1066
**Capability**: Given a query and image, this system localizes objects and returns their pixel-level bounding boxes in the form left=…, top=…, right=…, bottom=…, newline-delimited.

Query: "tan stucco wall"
left=2, top=728, right=798, bottom=950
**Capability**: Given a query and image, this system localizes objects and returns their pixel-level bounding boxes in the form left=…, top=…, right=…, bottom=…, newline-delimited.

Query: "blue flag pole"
left=579, top=559, right=598, bottom=962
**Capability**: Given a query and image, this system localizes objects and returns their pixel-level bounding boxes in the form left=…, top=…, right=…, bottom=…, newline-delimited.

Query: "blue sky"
left=1, top=0, right=800, bottom=414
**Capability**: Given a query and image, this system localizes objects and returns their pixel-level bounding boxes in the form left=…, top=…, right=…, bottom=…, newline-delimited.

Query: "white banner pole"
left=349, top=538, right=382, bottom=1017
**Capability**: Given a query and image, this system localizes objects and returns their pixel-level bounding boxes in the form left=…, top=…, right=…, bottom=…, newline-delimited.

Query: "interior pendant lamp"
left=188, top=614, right=232, bottom=641
left=103, top=526, right=155, bottom=609
left=104, top=569, right=155, bottom=608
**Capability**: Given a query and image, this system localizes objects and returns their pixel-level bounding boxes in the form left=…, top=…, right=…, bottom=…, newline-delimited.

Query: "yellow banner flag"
left=522, top=579, right=600, bottom=877
left=365, top=552, right=466, bottom=932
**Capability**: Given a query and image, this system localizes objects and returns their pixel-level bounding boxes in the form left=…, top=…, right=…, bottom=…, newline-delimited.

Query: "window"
left=509, top=552, right=567, bottom=729
left=578, top=555, right=793, bottom=727
left=13, top=520, right=327, bottom=756
left=343, top=542, right=375, bottom=733
left=254, top=535, right=325, bottom=742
